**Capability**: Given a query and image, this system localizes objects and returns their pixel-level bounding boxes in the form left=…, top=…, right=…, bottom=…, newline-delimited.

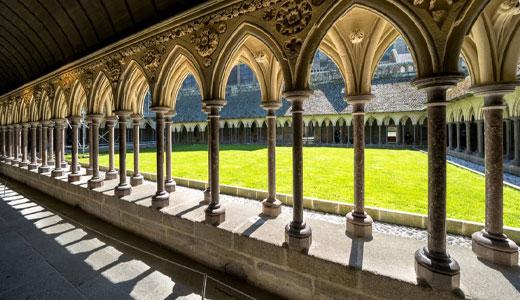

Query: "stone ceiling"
left=0, top=0, right=206, bottom=95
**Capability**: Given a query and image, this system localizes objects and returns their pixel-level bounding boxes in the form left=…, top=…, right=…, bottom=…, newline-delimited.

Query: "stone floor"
left=2, top=167, right=520, bottom=300
left=0, top=177, right=279, bottom=300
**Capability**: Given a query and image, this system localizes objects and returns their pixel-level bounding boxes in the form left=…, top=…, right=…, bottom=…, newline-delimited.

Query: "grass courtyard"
left=72, top=144, right=520, bottom=228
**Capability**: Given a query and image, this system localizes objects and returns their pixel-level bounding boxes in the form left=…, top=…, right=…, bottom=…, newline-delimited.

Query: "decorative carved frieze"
left=275, top=0, right=313, bottom=35
left=141, top=45, right=166, bottom=76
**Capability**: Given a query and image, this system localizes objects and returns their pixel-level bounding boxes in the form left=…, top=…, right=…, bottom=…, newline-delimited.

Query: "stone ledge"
left=76, top=163, right=520, bottom=245
left=2, top=162, right=462, bottom=300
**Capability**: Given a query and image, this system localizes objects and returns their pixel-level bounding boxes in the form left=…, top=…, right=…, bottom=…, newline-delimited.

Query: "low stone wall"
left=448, top=149, right=520, bottom=177
left=1, top=163, right=456, bottom=300
left=86, top=163, right=520, bottom=245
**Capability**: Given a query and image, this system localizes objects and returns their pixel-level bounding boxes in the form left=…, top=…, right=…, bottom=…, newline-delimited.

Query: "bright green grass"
left=71, top=144, right=520, bottom=228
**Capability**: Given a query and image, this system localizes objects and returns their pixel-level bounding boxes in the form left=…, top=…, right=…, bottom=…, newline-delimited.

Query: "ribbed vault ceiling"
left=0, top=0, right=206, bottom=95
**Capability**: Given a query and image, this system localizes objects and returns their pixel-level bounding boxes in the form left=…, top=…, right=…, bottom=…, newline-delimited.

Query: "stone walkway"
left=0, top=178, right=279, bottom=300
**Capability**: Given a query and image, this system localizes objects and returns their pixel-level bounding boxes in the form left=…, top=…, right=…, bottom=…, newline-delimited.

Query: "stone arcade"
left=0, top=0, right=519, bottom=299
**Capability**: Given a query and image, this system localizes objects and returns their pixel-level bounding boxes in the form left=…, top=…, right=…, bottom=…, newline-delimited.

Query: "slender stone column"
left=471, top=84, right=518, bottom=266
left=130, top=114, right=144, bottom=186
left=12, top=125, right=20, bottom=165
left=165, top=110, right=176, bottom=193
left=204, top=100, right=226, bottom=225
left=346, top=95, right=374, bottom=239
left=38, top=124, right=42, bottom=163
left=413, top=125, right=418, bottom=145
left=86, top=120, right=93, bottom=175
left=115, top=112, right=132, bottom=197
left=38, top=121, right=51, bottom=174
left=48, top=122, right=55, bottom=166
left=477, top=120, right=484, bottom=157
left=203, top=106, right=211, bottom=204
left=68, top=117, right=82, bottom=182
left=464, top=121, right=471, bottom=153
left=378, top=125, right=382, bottom=146
left=0, top=126, right=5, bottom=161
left=505, top=119, right=512, bottom=160
left=448, top=123, right=453, bottom=149
left=151, top=107, right=170, bottom=208
left=284, top=91, right=312, bottom=252
left=5, top=126, right=12, bottom=163
left=104, top=116, right=118, bottom=180
left=20, top=123, right=29, bottom=167
left=28, top=123, right=39, bottom=170
left=346, top=124, right=350, bottom=146
left=513, top=118, right=520, bottom=166
left=52, top=119, right=66, bottom=178
left=87, top=115, right=104, bottom=189
left=61, top=125, right=67, bottom=169
left=456, top=122, right=461, bottom=152
left=413, top=76, right=461, bottom=291
left=261, top=103, right=282, bottom=218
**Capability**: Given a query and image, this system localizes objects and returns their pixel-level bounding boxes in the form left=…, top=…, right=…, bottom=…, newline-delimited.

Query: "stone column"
left=103, top=116, right=118, bottom=180
left=87, top=115, right=104, bottom=189
left=448, top=123, right=453, bottom=149
left=165, top=111, right=176, bottom=193
left=48, top=122, right=55, bottom=166
left=5, top=126, right=11, bottom=163
left=61, top=125, right=67, bottom=169
left=471, top=84, right=518, bottom=266
left=130, top=114, right=144, bottom=186
left=505, top=119, right=512, bottom=160
left=38, top=124, right=43, bottom=163
left=346, top=124, right=350, bottom=146
left=456, top=122, right=461, bottom=152
left=413, top=124, right=418, bottom=145
left=378, top=124, right=382, bottom=146
left=513, top=118, right=520, bottom=166
left=465, top=121, right=471, bottom=154
left=413, top=77, right=460, bottom=291
left=19, top=123, right=29, bottom=167
left=86, top=120, right=93, bottom=175
left=28, top=123, right=39, bottom=170
left=115, top=111, right=132, bottom=197
left=346, top=95, right=374, bottom=239
left=152, top=107, right=170, bottom=209
left=203, top=106, right=211, bottom=204
left=0, top=126, right=5, bottom=161
left=12, top=125, right=19, bottom=165
left=38, top=121, right=51, bottom=173
left=477, top=120, right=484, bottom=157
left=51, top=119, right=66, bottom=178
left=68, top=117, right=81, bottom=182
left=262, top=103, right=282, bottom=218
left=284, top=91, right=312, bottom=252
left=205, top=100, right=226, bottom=225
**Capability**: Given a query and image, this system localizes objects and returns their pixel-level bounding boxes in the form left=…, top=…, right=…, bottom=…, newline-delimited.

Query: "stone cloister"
left=0, top=0, right=519, bottom=298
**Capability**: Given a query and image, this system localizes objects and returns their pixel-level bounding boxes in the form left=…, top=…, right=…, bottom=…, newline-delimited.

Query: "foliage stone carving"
left=275, top=0, right=312, bottom=35
left=142, top=46, right=166, bottom=75
left=411, top=0, right=459, bottom=26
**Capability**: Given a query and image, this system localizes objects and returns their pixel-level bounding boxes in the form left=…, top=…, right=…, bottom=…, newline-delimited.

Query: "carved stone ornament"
left=106, top=59, right=123, bottom=83
left=412, top=0, right=459, bottom=26
left=141, top=45, right=166, bottom=75
left=254, top=51, right=268, bottom=63
left=349, top=29, right=365, bottom=44
left=275, top=0, right=313, bottom=35
left=284, top=37, right=302, bottom=58
left=190, top=26, right=220, bottom=58
left=498, top=0, right=520, bottom=16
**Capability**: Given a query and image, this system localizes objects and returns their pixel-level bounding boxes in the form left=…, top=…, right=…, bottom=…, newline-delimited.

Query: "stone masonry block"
left=234, top=234, right=286, bottom=265
left=256, top=262, right=313, bottom=300
left=193, top=222, right=233, bottom=249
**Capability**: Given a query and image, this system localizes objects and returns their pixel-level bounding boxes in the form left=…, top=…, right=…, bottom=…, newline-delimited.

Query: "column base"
left=11, top=160, right=19, bottom=166
left=19, top=161, right=29, bottom=167
left=130, top=174, right=144, bottom=186
left=115, top=183, right=132, bottom=198
left=28, top=163, right=39, bottom=170
left=285, top=222, right=312, bottom=253
left=88, top=177, right=104, bottom=189
left=61, top=161, right=67, bottom=169
left=48, top=160, right=55, bottom=167
left=472, top=230, right=519, bottom=266
left=38, top=165, right=51, bottom=174
left=68, top=173, right=81, bottom=183
left=5, top=158, right=12, bottom=163
left=37, top=159, right=41, bottom=163
left=346, top=211, right=373, bottom=239
left=104, top=170, right=118, bottom=180
left=415, top=247, right=460, bottom=291
left=205, top=204, right=225, bottom=226
left=261, top=198, right=282, bottom=218
left=165, top=179, right=176, bottom=193
left=86, top=168, right=93, bottom=175
left=51, top=169, right=64, bottom=178
left=152, top=191, right=170, bottom=209
left=202, top=188, right=211, bottom=204
left=70, top=165, right=80, bottom=172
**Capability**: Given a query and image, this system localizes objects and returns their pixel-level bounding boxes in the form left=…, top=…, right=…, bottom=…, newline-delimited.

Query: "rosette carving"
left=275, top=0, right=312, bottom=35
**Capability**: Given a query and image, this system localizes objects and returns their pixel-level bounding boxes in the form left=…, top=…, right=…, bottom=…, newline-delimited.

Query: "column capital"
left=261, top=100, right=282, bottom=111
left=470, top=82, right=518, bottom=98
left=164, top=109, right=176, bottom=121
left=282, top=90, right=313, bottom=102
left=115, top=110, right=132, bottom=122
left=412, top=74, right=463, bottom=90
left=22, top=123, right=31, bottom=128
left=68, top=116, right=82, bottom=125
left=105, top=116, right=117, bottom=126
left=202, top=99, right=226, bottom=108
left=130, top=113, right=143, bottom=122
left=40, top=120, right=52, bottom=127
left=150, top=106, right=170, bottom=114
left=53, top=118, right=68, bottom=127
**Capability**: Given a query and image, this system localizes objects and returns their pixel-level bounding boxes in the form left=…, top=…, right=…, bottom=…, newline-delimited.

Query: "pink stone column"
left=465, top=121, right=471, bottom=153
left=38, top=124, right=43, bottom=163
left=115, top=111, right=132, bottom=198
left=88, top=115, right=104, bottom=189
left=48, top=122, right=55, bottom=166
left=130, top=114, right=144, bottom=186
left=477, top=120, right=484, bottom=157
left=345, top=95, right=374, bottom=239
left=164, top=110, right=176, bottom=193
left=203, top=105, right=211, bottom=204
left=28, top=123, right=39, bottom=170
left=413, top=76, right=461, bottom=291
left=105, top=116, right=118, bottom=180
left=51, top=119, right=66, bottom=178
left=86, top=119, right=93, bottom=175
left=284, top=91, right=312, bottom=252
left=61, top=125, right=67, bottom=169
left=0, top=126, right=5, bottom=161
left=38, top=121, right=51, bottom=174
left=261, top=102, right=282, bottom=218
left=68, top=117, right=82, bottom=182
left=152, top=107, right=170, bottom=209
left=471, top=84, right=519, bottom=266
left=12, top=125, right=20, bottom=165
left=20, top=124, right=30, bottom=167
left=205, top=100, right=226, bottom=225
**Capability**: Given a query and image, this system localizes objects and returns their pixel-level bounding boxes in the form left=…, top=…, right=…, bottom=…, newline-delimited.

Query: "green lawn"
left=71, top=144, right=520, bottom=228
